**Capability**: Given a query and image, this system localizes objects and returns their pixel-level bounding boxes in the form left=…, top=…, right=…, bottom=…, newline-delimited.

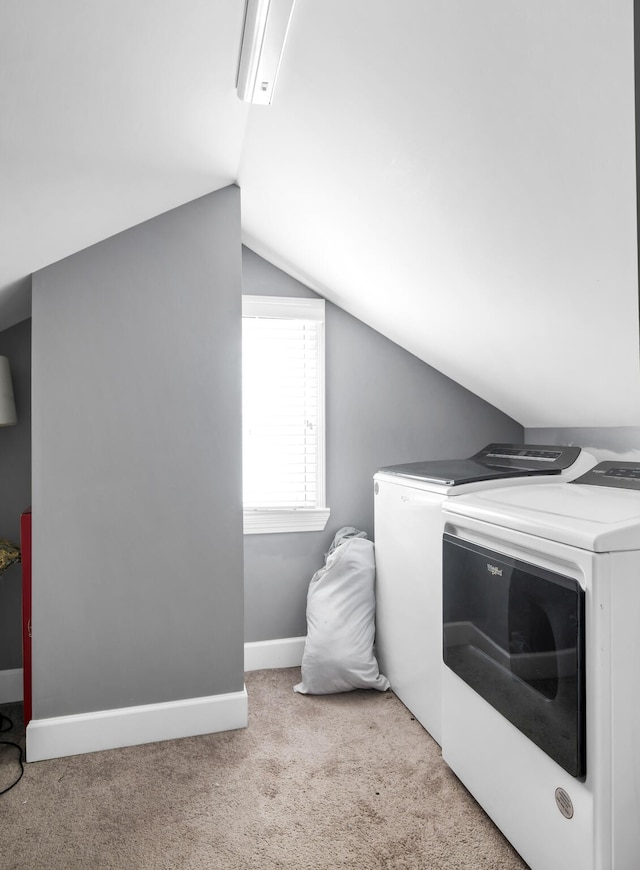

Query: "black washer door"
left=443, top=534, right=586, bottom=778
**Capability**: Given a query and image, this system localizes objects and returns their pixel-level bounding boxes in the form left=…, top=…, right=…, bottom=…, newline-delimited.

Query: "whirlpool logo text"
left=487, top=564, right=503, bottom=576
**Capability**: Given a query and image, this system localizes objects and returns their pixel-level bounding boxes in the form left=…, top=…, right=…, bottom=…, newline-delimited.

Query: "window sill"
left=243, top=508, right=331, bottom=535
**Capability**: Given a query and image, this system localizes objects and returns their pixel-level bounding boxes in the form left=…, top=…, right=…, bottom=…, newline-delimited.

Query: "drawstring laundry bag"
left=294, top=527, right=389, bottom=694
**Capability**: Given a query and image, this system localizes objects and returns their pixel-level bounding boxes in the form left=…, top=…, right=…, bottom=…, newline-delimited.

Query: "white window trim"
left=243, top=507, right=331, bottom=535
left=242, top=295, right=330, bottom=535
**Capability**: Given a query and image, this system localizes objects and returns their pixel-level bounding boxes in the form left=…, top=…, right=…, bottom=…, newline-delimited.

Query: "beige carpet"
left=0, top=667, right=529, bottom=869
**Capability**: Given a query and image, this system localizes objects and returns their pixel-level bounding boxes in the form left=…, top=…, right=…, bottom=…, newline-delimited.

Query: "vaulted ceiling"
left=1, top=0, right=638, bottom=427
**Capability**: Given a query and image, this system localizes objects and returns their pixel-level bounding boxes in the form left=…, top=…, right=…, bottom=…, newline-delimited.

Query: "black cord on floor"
left=0, top=712, right=24, bottom=796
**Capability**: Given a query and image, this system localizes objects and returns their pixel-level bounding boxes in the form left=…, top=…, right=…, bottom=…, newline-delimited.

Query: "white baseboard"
left=20, top=636, right=305, bottom=762
left=26, top=687, right=248, bottom=763
left=244, top=636, right=306, bottom=671
left=0, top=668, right=23, bottom=704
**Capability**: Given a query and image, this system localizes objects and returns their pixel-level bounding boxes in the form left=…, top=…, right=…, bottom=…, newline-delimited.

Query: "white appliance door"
left=441, top=516, right=606, bottom=870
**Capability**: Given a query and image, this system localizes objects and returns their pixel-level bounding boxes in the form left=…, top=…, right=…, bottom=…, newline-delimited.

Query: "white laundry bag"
left=294, top=527, right=390, bottom=695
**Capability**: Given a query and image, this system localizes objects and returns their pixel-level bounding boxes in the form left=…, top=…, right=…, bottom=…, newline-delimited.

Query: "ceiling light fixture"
left=236, top=0, right=297, bottom=105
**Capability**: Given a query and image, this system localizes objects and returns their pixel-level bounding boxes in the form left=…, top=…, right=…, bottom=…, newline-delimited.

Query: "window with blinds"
left=242, top=295, right=330, bottom=534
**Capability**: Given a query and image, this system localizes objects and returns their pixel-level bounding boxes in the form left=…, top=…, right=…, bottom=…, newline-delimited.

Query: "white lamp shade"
left=0, top=356, right=17, bottom=426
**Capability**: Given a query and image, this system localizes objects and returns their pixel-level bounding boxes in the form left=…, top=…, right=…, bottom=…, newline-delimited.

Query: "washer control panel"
left=571, top=461, right=640, bottom=489
left=473, top=443, right=580, bottom=470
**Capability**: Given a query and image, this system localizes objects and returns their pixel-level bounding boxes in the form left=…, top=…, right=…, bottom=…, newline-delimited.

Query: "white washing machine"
left=373, top=443, right=594, bottom=745
left=441, top=461, right=640, bottom=870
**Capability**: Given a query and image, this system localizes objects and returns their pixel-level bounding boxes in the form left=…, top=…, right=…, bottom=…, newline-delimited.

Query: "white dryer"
left=373, top=443, right=594, bottom=745
left=441, top=461, right=640, bottom=870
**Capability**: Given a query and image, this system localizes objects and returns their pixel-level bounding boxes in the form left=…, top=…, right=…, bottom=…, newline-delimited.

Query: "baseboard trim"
left=244, top=636, right=306, bottom=671
left=0, top=667, right=23, bottom=704
left=26, top=687, right=248, bottom=763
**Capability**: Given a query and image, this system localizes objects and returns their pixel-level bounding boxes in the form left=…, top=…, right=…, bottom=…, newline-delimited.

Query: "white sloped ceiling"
left=0, top=0, right=249, bottom=323
left=1, top=0, right=638, bottom=427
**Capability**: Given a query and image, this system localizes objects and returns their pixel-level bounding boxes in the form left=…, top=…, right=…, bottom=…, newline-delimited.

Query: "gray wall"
left=0, top=317, right=31, bottom=670
left=31, top=187, right=244, bottom=719
left=242, top=247, right=524, bottom=642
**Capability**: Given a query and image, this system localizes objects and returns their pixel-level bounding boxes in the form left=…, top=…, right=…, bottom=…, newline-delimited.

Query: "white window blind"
left=242, top=296, right=330, bottom=534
